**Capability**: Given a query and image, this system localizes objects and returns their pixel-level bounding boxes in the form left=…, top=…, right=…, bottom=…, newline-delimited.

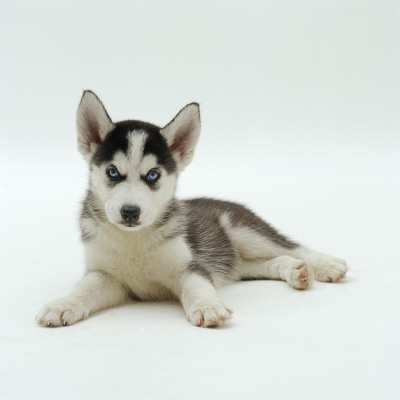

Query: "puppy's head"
left=77, top=91, right=200, bottom=231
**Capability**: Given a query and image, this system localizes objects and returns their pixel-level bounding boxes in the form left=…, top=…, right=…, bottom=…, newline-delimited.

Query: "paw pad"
left=291, top=262, right=312, bottom=290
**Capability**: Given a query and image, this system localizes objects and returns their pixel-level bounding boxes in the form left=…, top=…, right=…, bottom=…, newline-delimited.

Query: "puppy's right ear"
left=76, top=90, right=114, bottom=161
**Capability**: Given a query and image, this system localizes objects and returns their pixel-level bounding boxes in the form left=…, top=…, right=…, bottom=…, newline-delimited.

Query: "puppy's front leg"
left=179, top=273, right=232, bottom=328
left=36, top=271, right=128, bottom=327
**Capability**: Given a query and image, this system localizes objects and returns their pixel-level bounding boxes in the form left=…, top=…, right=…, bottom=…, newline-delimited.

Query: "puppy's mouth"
left=119, top=220, right=141, bottom=229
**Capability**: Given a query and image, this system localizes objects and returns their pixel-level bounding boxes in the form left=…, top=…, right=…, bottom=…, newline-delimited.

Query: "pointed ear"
left=161, top=103, right=201, bottom=171
left=76, top=90, right=115, bottom=161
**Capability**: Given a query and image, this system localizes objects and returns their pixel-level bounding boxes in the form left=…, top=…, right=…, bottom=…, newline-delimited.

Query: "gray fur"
left=80, top=190, right=107, bottom=242
left=182, top=200, right=238, bottom=281
left=184, top=198, right=299, bottom=250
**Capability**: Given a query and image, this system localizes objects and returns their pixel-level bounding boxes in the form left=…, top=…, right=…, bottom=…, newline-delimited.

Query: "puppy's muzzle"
left=120, top=205, right=141, bottom=225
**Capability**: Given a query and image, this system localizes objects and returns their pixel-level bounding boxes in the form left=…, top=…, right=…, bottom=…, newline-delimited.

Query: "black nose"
left=120, top=205, right=141, bottom=223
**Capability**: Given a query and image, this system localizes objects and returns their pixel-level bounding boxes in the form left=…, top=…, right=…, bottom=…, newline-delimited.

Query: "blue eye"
left=107, top=168, right=120, bottom=180
left=146, top=170, right=159, bottom=183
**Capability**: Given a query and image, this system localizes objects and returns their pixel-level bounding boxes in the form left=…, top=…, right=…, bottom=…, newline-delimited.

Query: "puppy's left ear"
left=161, top=103, right=201, bottom=171
left=76, top=90, right=115, bottom=162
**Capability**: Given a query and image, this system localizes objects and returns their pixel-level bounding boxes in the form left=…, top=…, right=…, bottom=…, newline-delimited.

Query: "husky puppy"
left=36, top=91, right=348, bottom=328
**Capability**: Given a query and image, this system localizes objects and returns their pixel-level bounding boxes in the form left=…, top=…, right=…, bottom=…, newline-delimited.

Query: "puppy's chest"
left=85, top=229, right=191, bottom=299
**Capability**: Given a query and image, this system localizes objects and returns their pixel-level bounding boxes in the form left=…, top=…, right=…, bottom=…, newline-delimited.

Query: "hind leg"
left=221, top=217, right=347, bottom=285
left=239, top=256, right=312, bottom=290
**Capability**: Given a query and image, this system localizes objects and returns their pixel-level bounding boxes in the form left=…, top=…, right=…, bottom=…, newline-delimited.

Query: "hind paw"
left=305, top=253, right=348, bottom=283
left=315, top=261, right=348, bottom=282
left=287, top=262, right=312, bottom=290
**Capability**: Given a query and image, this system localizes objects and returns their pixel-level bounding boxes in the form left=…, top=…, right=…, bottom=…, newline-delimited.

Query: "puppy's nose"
left=120, top=205, right=141, bottom=223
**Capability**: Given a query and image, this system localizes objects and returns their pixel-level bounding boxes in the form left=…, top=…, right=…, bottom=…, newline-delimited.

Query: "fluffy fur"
left=36, top=91, right=348, bottom=328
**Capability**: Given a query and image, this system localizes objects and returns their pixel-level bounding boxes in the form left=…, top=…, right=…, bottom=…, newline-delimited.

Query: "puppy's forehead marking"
left=110, top=132, right=159, bottom=176
left=112, top=151, right=131, bottom=174
left=127, top=130, right=148, bottom=166
left=140, top=154, right=158, bottom=174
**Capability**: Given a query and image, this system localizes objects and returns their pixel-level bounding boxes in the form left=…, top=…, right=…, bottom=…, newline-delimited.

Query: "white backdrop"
left=1, top=1, right=399, bottom=399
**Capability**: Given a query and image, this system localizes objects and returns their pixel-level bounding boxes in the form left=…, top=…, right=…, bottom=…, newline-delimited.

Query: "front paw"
left=186, top=299, right=233, bottom=328
left=36, top=297, right=87, bottom=327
